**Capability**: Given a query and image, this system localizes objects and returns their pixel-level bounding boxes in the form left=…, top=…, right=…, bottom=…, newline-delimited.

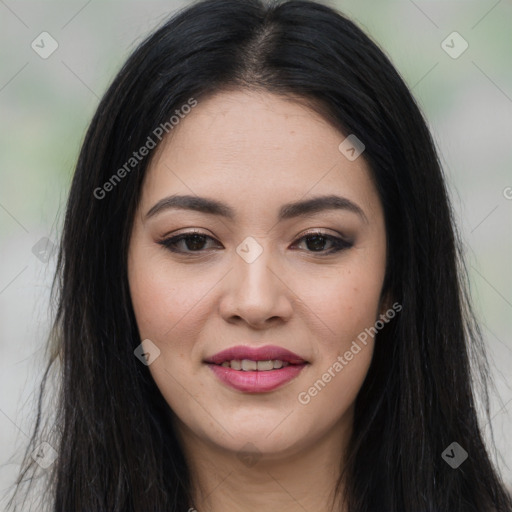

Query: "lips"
left=205, top=345, right=307, bottom=365
left=204, top=345, right=309, bottom=393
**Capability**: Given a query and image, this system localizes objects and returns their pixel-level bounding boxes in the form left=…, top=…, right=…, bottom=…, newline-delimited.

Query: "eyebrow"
left=145, top=194, right=368, bottom=223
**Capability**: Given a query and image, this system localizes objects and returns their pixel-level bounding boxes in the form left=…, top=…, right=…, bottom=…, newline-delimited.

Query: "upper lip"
left=205, top=345, right=307, bottom=365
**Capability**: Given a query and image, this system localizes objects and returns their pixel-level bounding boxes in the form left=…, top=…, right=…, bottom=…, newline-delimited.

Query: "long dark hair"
left=7, top=0, right=512, bottom=510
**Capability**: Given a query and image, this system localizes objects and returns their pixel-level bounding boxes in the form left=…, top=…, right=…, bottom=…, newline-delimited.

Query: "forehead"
left=140, top=89, right=382, bottom=222
left=157, top=89, right=339, bottom=156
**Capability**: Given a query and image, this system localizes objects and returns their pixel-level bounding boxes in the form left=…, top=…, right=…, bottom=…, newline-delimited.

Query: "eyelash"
left=158, top=230, right=353, bottom=256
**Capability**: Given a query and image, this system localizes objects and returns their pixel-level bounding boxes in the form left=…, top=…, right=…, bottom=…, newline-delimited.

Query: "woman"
left=8, top=0, right=512, bottom=510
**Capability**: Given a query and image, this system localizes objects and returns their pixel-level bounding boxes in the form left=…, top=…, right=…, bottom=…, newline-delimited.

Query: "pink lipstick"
left=204, top=345, right=308, bottom=393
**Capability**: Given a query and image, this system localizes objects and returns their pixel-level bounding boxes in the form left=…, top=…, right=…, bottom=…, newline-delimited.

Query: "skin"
left=128, top=89, right=389, bottom=512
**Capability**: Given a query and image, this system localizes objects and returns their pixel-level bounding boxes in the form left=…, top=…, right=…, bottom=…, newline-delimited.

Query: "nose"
left=219, top=247, right=293, bottom=329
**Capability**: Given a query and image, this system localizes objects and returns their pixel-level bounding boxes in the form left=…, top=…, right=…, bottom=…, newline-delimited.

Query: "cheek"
left=128, top=249, right=219, bottom=406
left=128, top=258, right=206, bottom=412
left=299, top=261, right=385, bottom=345
left=292, top=268, right=381, bottom=420
left=128, top=249, right=212, bottom=341
left=295, top=343, right=373, bottom=437
left=291, top=251, right=385, bottom=406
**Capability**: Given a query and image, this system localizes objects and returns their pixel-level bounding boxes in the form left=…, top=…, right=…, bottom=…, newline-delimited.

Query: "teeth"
left=241, top=359, right=257, bottom=371
left=219, top=359, right=292, bottom=371
left=257, top=360, right=273, bottom=371
left=231, top=360, right=242, bottom=370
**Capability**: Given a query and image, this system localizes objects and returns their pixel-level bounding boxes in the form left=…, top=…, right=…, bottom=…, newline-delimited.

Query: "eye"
left=158, top=231, right=220, bottom=254
left=158, top=230, right=353, bottom=255
left=292, top=231, right=353, bottom=254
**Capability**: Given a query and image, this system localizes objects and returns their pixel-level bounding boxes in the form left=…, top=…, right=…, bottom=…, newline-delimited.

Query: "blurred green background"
left=1, top=0, right=511, bottom=501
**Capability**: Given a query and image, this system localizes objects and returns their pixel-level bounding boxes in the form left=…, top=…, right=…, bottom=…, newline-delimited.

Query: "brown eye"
left=159, top=233, right=220, bottom=253
left=293, top=232, right=353, bottom=254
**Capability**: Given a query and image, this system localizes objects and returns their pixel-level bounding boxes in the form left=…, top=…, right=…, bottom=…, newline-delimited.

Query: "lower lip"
left=207, top=363, right=307, bottom=392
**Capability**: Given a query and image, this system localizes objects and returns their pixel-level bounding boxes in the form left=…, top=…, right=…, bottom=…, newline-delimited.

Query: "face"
left=127, top=89, right=388, bottom=461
